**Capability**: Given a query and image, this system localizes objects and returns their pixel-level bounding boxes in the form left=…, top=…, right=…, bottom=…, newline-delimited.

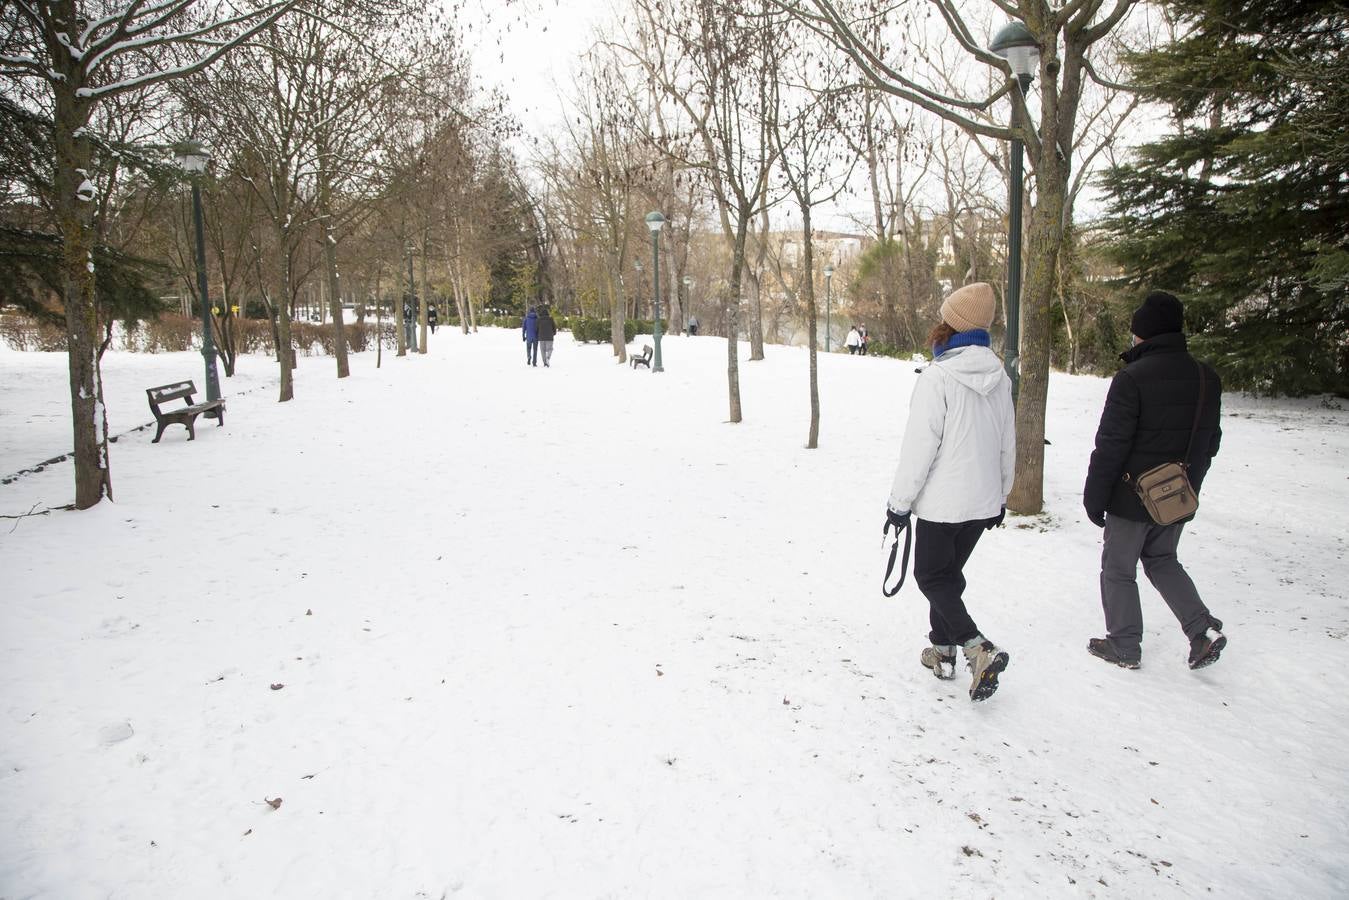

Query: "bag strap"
left=882, top=519, right=913, bottom=597
left=1182, top=359, right=1205, bottom=468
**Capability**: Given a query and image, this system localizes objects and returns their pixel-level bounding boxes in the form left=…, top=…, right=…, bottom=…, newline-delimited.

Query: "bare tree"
left=785, top=0, right=1143, bottom=513
left=2, top=0, right=302, bottom=507
left=618, top=0, right=785, bottom=423
left=766, top=32, right=857, bottom=448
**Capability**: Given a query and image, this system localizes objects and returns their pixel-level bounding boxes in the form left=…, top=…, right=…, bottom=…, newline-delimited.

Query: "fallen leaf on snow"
left=266, top=797, right=282, bottom=810
left=270, top=683, right=284, bottom=691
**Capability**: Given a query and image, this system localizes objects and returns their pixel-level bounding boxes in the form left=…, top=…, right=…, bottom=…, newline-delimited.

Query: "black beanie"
left=1130, top=291, right=1185, bottom=340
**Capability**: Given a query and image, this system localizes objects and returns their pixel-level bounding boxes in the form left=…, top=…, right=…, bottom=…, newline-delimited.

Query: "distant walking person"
left=687, top=314, right=699, bottom=336
left=523, top=306, right=539, bottom=366
left=427, top=304, right=438, bottom=334
left=1083, top=290, right=1226, bottom=671
left=886, top=282, right=1015, bottom=701
left=845, top=325, right=862, bottom=355
left=859, top=324, right=870, bottom=355
left=537, top=306, right=557, bottom=367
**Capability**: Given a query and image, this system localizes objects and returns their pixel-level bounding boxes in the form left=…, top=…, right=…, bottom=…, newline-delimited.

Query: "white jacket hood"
left=887, top=345, right=1016, bottom=523
left=934, top=345, right=1006, bottom=395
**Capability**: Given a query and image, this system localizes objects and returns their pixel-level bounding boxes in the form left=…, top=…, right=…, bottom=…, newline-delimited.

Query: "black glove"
left=985, top=506, right=1006, bottom=530
left=885, top=506, right=911, bottom=533
left=1086, top=507, right=1106, bottom=528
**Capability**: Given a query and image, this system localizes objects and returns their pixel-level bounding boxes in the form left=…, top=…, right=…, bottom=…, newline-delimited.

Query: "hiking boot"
left=920, top=644, right=958, bottom=680
left=963, top=639, right=1009, bottom=701
left=1087, top=638, right=1141, bottom=669
left=1188, top=627, right=1227, bottom=670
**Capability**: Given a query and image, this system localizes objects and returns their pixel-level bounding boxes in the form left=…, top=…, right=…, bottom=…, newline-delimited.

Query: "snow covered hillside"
left=2, top=328, right=1347, bottom=898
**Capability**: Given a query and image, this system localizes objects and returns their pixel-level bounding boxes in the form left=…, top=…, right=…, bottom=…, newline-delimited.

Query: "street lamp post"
left=990, top=21, right=1040, bottom=402
left=173, top=141, right=221, bottom=406
left=823, top=263, right=835, bottom=352
left=644, top=211, right=665, bottom=372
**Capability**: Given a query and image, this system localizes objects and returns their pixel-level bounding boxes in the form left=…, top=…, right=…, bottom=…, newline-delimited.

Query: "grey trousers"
left=540, top=340, right=554, bottom=366
left=1100, top=514, right=1215, bottom=656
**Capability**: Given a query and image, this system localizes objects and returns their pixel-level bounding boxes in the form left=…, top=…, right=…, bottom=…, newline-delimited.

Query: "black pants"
left=914, top=518, right=987, bottom=646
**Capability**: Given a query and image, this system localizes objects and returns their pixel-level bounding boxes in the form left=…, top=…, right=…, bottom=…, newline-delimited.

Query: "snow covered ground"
left=2, top=328, right=1347, bottom=898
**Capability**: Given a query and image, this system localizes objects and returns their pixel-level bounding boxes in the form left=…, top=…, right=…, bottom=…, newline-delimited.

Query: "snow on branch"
left=78, top=0, right=302, bottom=100
left=83, top=0, right=300, bottom=80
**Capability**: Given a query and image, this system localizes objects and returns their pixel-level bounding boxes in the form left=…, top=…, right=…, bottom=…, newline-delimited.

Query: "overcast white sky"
left=466, top=0, right=607, bottom=136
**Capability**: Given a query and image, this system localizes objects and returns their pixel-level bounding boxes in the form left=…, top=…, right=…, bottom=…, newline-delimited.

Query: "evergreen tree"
left=0, top=97, right=168, bottom=352
left=1101, top=0, right=1348, bottom=395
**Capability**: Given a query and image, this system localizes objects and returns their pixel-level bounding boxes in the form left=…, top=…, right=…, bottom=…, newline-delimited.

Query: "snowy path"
left=2, top=330, right=1347, bottom=898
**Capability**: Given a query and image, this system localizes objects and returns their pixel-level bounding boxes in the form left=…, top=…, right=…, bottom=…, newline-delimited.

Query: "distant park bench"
left=146, top=380, right=225, bottom=443
left=630, top=345, right=653, bottom=369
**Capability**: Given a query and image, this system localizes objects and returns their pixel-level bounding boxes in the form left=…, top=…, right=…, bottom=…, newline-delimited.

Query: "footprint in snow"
left=98, top=722, right=134, bottom=745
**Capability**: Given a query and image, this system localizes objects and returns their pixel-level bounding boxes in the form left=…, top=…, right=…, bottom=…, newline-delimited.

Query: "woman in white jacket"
left=885, top=282, right=1016, bottom=701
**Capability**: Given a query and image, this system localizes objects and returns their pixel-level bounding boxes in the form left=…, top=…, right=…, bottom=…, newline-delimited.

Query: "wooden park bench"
left=630, top=345, right=653, bottom=369
left=146, top=380, right=225, bottom=443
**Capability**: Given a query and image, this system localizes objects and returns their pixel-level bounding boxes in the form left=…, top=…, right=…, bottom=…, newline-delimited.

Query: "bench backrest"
left=641, top=345, right=652, bottom=359
left=146, top=381, right=197, bottom=410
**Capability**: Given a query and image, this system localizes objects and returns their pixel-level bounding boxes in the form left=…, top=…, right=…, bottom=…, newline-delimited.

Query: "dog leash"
left=881, top=517, right=912, bottom=597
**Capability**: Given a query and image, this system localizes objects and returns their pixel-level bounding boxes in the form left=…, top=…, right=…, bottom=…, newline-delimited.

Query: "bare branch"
left=1083, top=58, right=1137, bottom=93
left=1080, top=0, right=1139, bottom=44
left=81, top=1, right=301, bottom=100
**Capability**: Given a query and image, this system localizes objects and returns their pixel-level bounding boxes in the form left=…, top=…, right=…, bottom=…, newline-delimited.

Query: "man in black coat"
left=537, top=306, right=557, bottom=367
left=1083, top=291, right=1227, bottom=671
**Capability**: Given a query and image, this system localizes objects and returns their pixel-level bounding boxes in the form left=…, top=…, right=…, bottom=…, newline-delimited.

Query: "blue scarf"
left=933, top=328, right=991, bottom=359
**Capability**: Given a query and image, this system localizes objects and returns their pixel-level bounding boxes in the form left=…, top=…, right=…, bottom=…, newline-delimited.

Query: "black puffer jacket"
left=537, top=313, right=557, bottom=341
left=1084, top=332, right=1222, bottom=523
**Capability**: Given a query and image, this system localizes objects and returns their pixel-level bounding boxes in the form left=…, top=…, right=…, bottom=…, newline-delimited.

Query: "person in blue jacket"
left=522, top=306, right=539, bottom=366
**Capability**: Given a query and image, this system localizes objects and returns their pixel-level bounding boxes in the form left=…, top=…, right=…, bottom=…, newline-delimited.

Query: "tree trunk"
left=317, top=168, right=350, bottom=378
left=726, top=213, right=750, bottom=423
left=277, top=259, right=296, bottom=401
left=610, top=268, right=627, bottom=363
left=452, top=275, right=470, bottom=334
left=1006, top=166, right=1066, bottom=514
left=417, top=234, right=429, bottom=354
left=747, top=216, right=767, bottom=360
left=53, top=84, right=112, bottom=508
left=217, top=267, right=237, bottom=377
left=802, top=206, right=819, bottom=449
left=396, top=248, right=408, bottom=357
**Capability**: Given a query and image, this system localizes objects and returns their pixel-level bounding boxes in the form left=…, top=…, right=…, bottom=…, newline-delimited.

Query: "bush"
left=571, top=318, right=606, bottom=342
left=569, top=318, right=654, bottom=343
left=0, top=314, right=66, bottom=351
left=235, top=318, right=274, bottom=354
left=865, top=340, right=922, bottom=360
left=141, top=315, right=198, bottom=352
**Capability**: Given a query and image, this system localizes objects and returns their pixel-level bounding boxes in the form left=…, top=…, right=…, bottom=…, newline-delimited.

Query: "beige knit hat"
left=940, top=282, right=996, bottom=332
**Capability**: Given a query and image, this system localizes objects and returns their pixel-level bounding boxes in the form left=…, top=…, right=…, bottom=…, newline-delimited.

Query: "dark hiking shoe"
left=920, top=644, right=958, bottom=680
left=963, top=640, right=1009, bottom=701
left=1087, top=638, right=1141, bottom=669
left=1188, top=627, right=1227, bottom=670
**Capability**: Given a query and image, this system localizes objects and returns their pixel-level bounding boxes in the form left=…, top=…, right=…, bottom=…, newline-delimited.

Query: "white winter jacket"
left=888, top=345, right=1016, bottom=523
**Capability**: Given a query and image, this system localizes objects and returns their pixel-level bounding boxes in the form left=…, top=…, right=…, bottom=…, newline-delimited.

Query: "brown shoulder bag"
left=1127, top=362, right=1205, bottom=526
